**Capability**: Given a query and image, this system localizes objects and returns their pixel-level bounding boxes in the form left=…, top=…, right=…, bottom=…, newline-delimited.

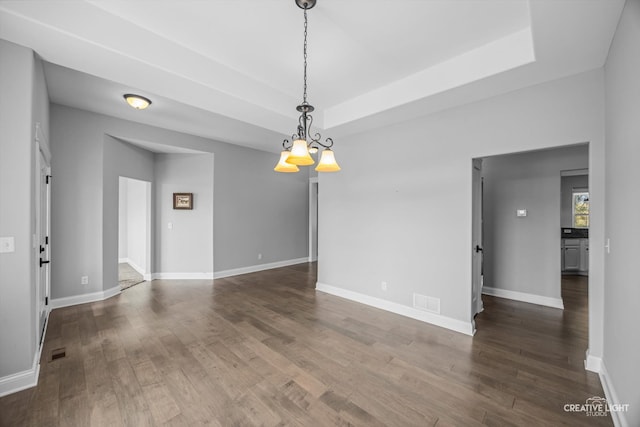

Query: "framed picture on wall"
left=173, top=193, right=193, bottom=210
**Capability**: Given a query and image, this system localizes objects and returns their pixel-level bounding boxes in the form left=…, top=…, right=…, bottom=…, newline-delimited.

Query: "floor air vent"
left=51, top=348, right=66, bottom=361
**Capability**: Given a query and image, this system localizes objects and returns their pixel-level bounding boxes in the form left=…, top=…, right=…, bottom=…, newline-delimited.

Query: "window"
left=573, top=191, right=589, bottom=228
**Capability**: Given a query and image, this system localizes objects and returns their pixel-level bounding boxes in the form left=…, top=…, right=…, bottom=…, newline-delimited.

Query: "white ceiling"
left=0, top=0, right=625, bottom=153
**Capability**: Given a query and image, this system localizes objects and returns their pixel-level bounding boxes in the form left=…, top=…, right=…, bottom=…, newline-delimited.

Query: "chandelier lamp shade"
left=274, top=151, right=300, bottom=173
left=274, top=0, right=341, bottom=173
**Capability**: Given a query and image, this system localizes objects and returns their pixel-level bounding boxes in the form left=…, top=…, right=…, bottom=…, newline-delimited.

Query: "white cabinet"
left=579, top=239, right=589, bottom=273
left=562, top=238, right=588, bottom=274
left=563, top=239, right=581, bottom=271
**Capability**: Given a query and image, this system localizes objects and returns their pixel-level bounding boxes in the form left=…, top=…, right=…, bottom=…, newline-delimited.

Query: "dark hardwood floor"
left=0, top=266, right=610, bottom=426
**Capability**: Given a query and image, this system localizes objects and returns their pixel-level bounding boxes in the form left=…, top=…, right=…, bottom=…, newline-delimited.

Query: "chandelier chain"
left=303, top=8, right=308, bottom=104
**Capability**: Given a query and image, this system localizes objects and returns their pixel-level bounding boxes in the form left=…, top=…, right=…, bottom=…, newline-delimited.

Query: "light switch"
left=168, top=222, right=173, bottom=230
left=0, top=237, right=15, bottom=253
left=516, top=209, right=527, bottom=217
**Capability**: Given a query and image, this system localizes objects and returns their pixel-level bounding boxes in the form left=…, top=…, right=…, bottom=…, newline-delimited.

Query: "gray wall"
left=318, top=69, right=605, bottom=343
left=50, top=104, right=308, bottom=298
left=49, top=130, right=157, bottom=297
left=604, top=0, right=640, bottom=424
left=0, top=41, right=49, bottom=377
left=155, top=154, right=214, bottom=274
left=482, top=145, right=588, bottom=299
left=560, top=174, right=589, bottom=228
left=103, top=137, right=155, bottom=290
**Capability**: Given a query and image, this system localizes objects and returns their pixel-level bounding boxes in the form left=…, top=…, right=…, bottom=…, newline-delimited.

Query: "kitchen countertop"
left=561, top=228, right=589, bottom=238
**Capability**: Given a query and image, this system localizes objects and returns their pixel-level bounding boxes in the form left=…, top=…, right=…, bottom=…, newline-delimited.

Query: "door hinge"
left=46, top=175, right=52, bottom=184
left=45, top=236, right=49, bottom=245
left=45, top=296, right=48, bottom=305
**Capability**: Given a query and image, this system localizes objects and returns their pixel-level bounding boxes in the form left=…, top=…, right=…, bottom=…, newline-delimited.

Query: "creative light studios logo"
left=564, top=396, right=630, bottom=417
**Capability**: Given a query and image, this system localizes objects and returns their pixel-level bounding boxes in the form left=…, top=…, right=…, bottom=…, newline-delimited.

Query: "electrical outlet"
left=0, top=237, right=15, bottom=253
left=381, top=281, right=388, bottom=291
left=81, top=276, right=89, bottom=285
left=258, top=253, right=262, bottom=260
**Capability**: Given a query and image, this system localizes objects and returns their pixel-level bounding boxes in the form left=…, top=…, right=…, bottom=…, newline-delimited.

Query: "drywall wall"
left=560, top=174, right=589, bottom=228
left=50, top=109, right=105, bottom=297
left=50, top=104, right=308, bottom=298
left=103, top=137, right=155, bottom=291
left=0, top=41, right=49, bottom=383
left=482, top=145, right=588, bottom=301
left=604, top=0, right=640, bottom=424
left=318, top=69, right=605, bottom=340
left=154, top=153, right=213, bottom=275
left=0, top=39, right=35, bottom=379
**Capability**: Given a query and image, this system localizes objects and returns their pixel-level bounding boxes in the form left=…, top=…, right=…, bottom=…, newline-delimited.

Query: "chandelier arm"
left=305, top=114, right=314, bottom=141
left=312, top=137, right=333, bottom=149
left=282, top=139, right=293, bottom=150
left=309, top=132, right=321, bottom=145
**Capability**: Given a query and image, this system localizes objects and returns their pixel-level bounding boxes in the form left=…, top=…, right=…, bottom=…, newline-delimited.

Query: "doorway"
left=35, top=142, right=51, bottom=347
left=471, top=158, right=484, bottom=323
left=560, top=169, right=589, bottom=277
left=473, top=145, right=589, bottom=331
left=118, top=176, right=151, bottom=290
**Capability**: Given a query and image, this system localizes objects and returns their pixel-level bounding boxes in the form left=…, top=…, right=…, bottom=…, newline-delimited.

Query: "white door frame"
left=471, top=158, right=484, bottom=323
left=308, top=177, right=318, bottom=262
left=35, top=125, right=51, bottom=349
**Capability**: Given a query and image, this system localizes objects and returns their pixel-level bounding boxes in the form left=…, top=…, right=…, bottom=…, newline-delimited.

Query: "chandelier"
left=274, top=0, right=341, bottom=173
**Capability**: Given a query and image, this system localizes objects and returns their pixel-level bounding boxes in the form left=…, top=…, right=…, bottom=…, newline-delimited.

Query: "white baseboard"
left=599, top=360, right=629, bottom=427
left=584, top=349, right=602, bottom=373
left=152, top=272, right=214, bottom=280
left=0, top=317, right=48, bottom=398
left=147, top=258, right=308, bottom=281
left=2, top=282, right=122, bottom=397
left=119, top=257, right=146, bottom=276
left=143, top=273, right=153, bottom=281
left=127, top=260, right=146, bottom=276
left=316, top=282, right=475, bottom=336
left=482, top=286, right=564, bottom=309
left=50, top=286, right=121, bottom=309
left=213, top=258, right=308, bottom=279
left=0, top=361, right=40, bottom=398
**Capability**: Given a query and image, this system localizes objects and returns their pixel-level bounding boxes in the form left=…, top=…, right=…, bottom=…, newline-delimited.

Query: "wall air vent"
left=413, top=293, right=441, bottom=314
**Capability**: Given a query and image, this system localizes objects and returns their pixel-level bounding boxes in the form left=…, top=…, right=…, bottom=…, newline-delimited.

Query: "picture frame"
left=173, top=192, right=193, bottom=210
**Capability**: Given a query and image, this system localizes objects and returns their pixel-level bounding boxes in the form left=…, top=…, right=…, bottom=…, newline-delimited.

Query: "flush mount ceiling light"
left=274, top=0, right=341, bottom=173
left=123, top=94, right=152, bottom=110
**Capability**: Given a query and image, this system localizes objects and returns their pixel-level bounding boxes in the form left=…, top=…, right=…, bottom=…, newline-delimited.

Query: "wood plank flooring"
left=0, top=265, right=611, bottom=426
